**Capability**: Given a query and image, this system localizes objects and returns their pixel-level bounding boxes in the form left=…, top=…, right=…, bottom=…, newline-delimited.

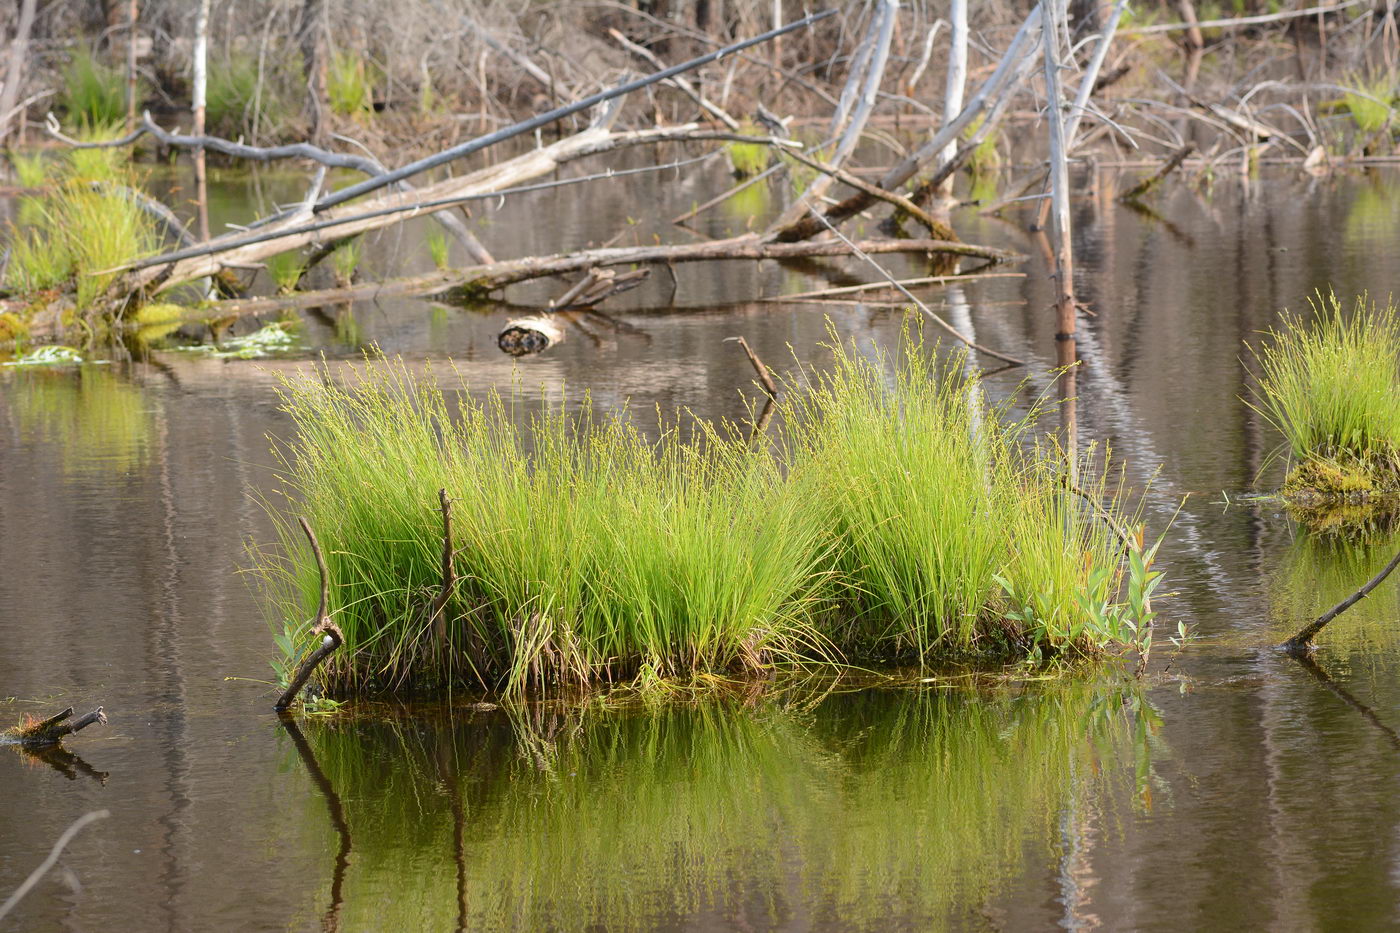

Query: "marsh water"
left=4, top=159, right=1400, bottom=931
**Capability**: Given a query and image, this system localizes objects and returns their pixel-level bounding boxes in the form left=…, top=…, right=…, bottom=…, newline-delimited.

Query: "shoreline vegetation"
left=1, top=2, right=1398, bottom=348
left=250, top=337, right=1164, bottom=701
left=1248, top=292, right=1400, bottom=523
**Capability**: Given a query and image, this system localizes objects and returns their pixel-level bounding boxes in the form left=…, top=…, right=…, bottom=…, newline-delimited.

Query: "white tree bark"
left=937, top=0, right=968, bottom=196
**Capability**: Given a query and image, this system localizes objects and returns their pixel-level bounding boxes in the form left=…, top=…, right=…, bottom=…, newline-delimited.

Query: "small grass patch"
left=266, top=250, right=308, bottom=293
left=5, top=159, right=157, bottom=311
left=425, top=229, right=450, bottom=270
left=330, top=237, right=363, bottom=284
left=1343, top=72, right=1395, bottom=135
left=207, top=52, right=293, bottom=140
left=58, top=51, right=128, bottom=127
left=725, top=121, right=772, bottom=177
left=328, top=51, right=375, bottom=119
left=1247, top=291, right=1400, bottom=505
left=9, top=151, right=48, bottom=188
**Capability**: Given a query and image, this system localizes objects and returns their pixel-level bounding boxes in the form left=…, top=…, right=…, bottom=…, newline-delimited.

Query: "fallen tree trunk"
left=169, top=234, right=1023, bottom=325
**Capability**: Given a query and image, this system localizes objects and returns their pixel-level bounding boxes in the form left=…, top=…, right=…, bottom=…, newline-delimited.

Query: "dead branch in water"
left=725, top=336, right=779, bottom=399
left=1119, top=143, right=1197, bottom=201
left=140, top=234, right=1020, bottom=329
left=274, top=517, right=344, bottom=711
left=1284, top=549, right=1400, bottom=654
left=8, top=707, right=107, bottom=748
left=102, top=124, right=795, bottom=297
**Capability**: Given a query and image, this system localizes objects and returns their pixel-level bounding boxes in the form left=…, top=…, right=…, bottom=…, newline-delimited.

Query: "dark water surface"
left=4, top=163, right=1400, bottom=931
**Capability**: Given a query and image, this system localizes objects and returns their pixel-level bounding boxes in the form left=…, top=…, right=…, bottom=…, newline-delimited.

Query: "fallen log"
left=178, top=235, right=1023, bottom=323
left=105, top=125, right=794, bottom=298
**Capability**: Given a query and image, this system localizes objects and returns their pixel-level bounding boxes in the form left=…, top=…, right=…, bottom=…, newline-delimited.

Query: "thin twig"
left=725, top=336, right=779, bottom=398
left=802, top=207, right=1026, bottom=366
left=758, top=271, right=1024, bottom=302
left=429, top=488, right=458, bottom=649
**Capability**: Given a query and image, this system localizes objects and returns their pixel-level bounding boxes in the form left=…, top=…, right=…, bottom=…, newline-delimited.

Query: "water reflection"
left=288, top=684, right=1149, bottom=931
left=2, top=365, right=152, bottom=477
left=1271, top=526, right=1400, bottom=656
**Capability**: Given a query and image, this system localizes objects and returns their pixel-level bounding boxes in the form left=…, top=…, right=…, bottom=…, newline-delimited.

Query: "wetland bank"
left=6, top=1, right=1400, bottom=929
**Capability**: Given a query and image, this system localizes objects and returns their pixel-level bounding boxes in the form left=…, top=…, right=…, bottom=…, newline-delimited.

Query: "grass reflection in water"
left=284, top=684, right=1149, bottom=930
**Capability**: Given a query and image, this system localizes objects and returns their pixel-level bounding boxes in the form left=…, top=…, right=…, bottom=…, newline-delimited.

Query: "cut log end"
left=499, top=316, right=566, bottom=356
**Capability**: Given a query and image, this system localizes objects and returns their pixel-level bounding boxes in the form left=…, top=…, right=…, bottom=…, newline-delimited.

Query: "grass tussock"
left=207, top=52, right=294, bottom=141
left=1247, top=292, right=1400, bottom=503
left=328, top=51, right=376, bottom=120
left=725, top=122, right=772, bottom=177
left=6, top=179, right=157, bottom=308
left=58, top=51, right=128, bottom=128
left=254, top=336, right=1161, bottom=698
left=5, top=122, right=153, bottom=311
left=1343, top=73, right=1395, bottom=136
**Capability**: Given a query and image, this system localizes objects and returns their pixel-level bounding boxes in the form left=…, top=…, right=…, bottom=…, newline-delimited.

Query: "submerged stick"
left=725, top=336, right=779, bottom=398
left=0, top=810, right=110, bottom=922
left=274, top=518, right=344, bottom=711
left=1284, top=549, right=1400, bottom=653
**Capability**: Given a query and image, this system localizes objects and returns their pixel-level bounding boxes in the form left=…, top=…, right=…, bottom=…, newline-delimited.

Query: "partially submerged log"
left=5, top=707, right=107, bottom=748
left=47, top=235, right=1019, bottom=341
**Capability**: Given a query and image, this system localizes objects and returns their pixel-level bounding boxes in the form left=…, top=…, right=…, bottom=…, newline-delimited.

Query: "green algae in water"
left=2, top=345, right=88, bottom=367
left=168, top=323, right=304, bottom=359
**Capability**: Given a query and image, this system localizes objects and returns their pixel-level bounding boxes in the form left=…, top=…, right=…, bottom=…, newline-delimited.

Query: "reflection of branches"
left=1290, top=652, right=1400, bottom=752
left=280, top=715, right=350, bottom=932
left=0, top=810, right=109, bottom=922
left=16, top=743, right=110, bottom=784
